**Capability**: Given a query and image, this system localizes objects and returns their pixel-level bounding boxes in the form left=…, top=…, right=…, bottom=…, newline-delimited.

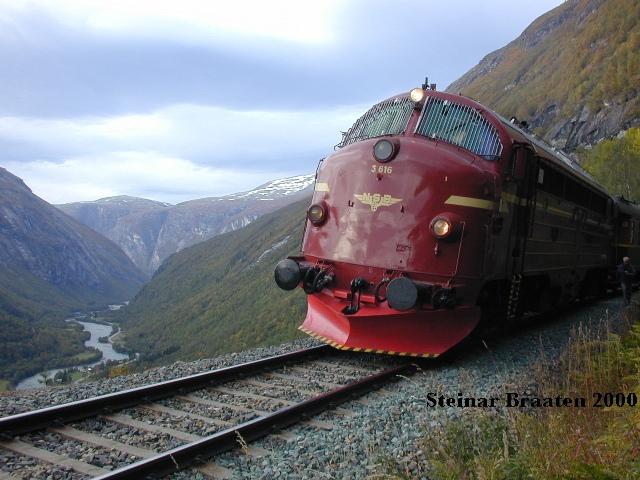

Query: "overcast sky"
left=0, top=0, right=564, bottom=204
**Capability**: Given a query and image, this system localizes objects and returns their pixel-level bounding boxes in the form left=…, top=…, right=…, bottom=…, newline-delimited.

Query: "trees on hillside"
left=581, top=128, right=640, bottom=202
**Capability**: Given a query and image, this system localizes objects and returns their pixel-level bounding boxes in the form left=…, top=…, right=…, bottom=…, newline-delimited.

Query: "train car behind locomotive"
left=275, top=85, right=640, bottom=357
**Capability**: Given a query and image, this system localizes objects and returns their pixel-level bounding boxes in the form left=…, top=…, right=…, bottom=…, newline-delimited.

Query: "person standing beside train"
left=617, top=256, right=636, bottom=306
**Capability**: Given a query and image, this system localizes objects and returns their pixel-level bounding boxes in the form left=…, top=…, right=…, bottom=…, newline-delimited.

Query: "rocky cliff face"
left=59, top=196, right=171, bottom=235
left=58, top=175, right=315, bottom=275
left=447, top=0, right=639, bottom=150
left=0, top=167, right=146, bottom=305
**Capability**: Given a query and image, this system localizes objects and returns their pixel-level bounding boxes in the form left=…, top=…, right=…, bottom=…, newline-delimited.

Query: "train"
left=274, top=84, right=640, bottom=358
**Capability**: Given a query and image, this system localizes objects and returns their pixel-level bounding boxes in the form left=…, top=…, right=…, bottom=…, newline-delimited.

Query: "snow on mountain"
left=57, top=174, right=315, bottom=275
left=226, top=174, right=315, bottom=200
left=70, top=195, right=173, bottom=207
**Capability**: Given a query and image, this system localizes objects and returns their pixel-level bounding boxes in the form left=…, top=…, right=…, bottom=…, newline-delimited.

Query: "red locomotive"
left=275, top=85, right=640, bottom=357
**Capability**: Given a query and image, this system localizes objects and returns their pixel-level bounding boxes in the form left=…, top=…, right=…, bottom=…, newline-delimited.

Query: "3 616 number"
left=371, top=165, right=392, bottom=174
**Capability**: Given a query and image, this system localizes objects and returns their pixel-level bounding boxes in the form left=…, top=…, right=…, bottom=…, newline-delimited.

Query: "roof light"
left=410, top=88, right=425, bottom=103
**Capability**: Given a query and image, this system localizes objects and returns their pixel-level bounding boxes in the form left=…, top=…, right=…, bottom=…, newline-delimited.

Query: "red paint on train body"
left=275, top=88, right=640, bottom=357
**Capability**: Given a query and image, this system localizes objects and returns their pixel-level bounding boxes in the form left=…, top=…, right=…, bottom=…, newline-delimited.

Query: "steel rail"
left=0, top=345, right=332, bottom=437
left=93, top=362, right=417, bottom=480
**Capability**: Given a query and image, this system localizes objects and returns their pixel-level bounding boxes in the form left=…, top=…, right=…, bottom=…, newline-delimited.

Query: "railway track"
left=0, top=345, right=415, bottom=479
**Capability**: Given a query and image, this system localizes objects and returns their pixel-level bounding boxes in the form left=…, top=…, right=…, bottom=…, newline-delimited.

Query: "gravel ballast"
left=1, top=298, right=631, bottom=479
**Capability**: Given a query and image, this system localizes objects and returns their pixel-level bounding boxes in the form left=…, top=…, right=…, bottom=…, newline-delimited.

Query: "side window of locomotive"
left=415, top=97, right=502, bottom=160
left=565, top=179, right=590, bottom=209
left=589, top=192, right=608, bottom=216
left=538, top=165, right=564, bottom=198
left=620, top=219, right=633, bottom=244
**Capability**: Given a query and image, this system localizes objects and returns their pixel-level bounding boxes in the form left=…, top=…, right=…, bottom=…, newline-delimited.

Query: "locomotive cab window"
left=337, top=96, right=414, bottom=148
left=415, top=97, right=502, bottom=160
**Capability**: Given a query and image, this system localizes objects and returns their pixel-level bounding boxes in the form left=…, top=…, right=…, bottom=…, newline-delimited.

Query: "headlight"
left=373, top=139, right=397, bottom=163
left=307, top=203, right=327, bottom=225
left=431, top=217, right=451, bottom=238
left=410, top=87, right=425, bottom=103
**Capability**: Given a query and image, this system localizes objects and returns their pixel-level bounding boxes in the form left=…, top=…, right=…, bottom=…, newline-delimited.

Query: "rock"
left=57, top=176, right=315, bottom=275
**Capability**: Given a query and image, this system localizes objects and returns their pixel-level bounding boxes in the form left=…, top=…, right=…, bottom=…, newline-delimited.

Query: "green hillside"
left=0, top=266, right=98, bottom=384
left=0, top=167, right=146, bottom=386
left=119, top=199, right=310, bottom=364
left=581, top=127, right=640, bottom=201
left=447, top=0, right=639, bottom=150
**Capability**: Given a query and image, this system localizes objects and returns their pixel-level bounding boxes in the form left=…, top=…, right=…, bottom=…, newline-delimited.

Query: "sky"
left=0, top=0, right=564, bottom=204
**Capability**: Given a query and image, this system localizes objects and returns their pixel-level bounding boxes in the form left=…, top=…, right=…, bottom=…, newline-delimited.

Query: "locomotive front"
left=275, top=88, right=510, bottom=357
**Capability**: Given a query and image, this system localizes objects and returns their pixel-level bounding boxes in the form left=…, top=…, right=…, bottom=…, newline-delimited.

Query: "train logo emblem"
left=354, top=193, right=402, bottom=212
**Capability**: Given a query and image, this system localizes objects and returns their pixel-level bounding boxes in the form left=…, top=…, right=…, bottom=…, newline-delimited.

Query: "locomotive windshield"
left=337, top=96, right=414, bottom=148
left=416, top=97, right=502, bottom=159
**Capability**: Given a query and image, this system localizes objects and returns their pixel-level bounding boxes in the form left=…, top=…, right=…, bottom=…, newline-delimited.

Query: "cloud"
left=0, top=0, right=565, bottom=118
left=0, top=103, right=363, bottom=166
left=0, top=0, right=566, bottom=203
left=0, top=103, right=365, bottom=203
left=7, top=0, right=340, bottom=45
left=4, top=152, right=292, bottom=204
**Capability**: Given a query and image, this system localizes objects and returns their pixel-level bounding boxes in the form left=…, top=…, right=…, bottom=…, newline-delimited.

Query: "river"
left=16, top=313, right=130, bottom=390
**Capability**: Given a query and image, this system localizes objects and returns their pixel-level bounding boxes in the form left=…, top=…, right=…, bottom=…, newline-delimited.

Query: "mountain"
left=0, top=167, right=146, bottom=384
left=447, top=0, right=639, bottom=150
left=57, top=196, right=171, bottom=235
left=117, top=198, right=309, bottom=364
left=58, top=175, right=315, bottom=275
left=0, top=168, right=146, bottom=303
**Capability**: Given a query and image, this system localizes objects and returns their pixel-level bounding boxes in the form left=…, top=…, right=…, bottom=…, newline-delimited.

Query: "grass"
left=69, top=349, right=102, bottom=365
left=381, top=302, right=640, bottom=479
left=111, top=332, right=127, bottom=348
left=0, top=380, right=11, bottom=392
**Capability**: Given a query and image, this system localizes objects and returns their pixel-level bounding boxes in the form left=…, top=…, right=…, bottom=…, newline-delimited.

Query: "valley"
left=116, top=198, right=310, bottom=365
left=0, top=167, right=145, bottom=388
left=16, top=308, right=131, bottom=390
left=0, top=169, right=314, bottom=388
left=0, top=1, right=639, bottom=478
left=0, top=0, right=638, bottom=392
